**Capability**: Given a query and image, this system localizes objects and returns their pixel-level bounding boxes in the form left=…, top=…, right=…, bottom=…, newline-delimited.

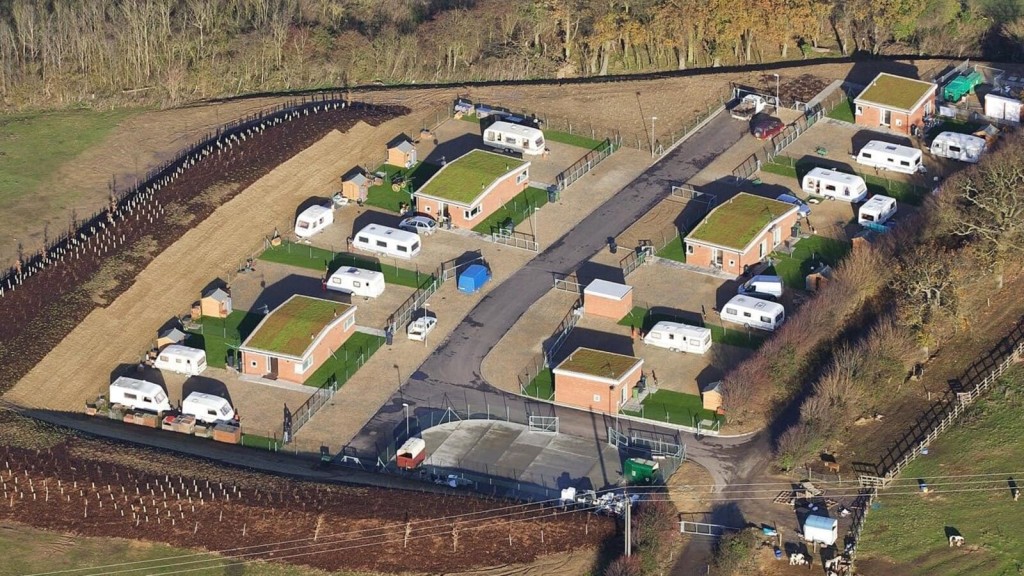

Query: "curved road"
left=345, top=112, right=768, bottom=489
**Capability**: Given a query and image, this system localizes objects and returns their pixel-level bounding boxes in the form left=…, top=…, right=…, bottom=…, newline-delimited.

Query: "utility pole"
left=624, top=497, right=632, bottom=556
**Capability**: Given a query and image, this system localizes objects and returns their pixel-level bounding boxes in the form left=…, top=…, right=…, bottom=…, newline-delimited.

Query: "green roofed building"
left=684, top=192, right=800, bottom=277
left=413, top=149, right=530, bottom=229
left=854, top=72, right=936, bottom=137
left=240, top=295, right=356, bottom=384
left=552, top=347, right=644, bottom=415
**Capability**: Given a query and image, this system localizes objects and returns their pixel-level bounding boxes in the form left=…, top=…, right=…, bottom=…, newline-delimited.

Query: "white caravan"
left=720, top=295, right=785, bottom=331
left=181, top=392, right=235, bottom=424
left=351, top=224, right=421, bottom=259
left=930, top=131, right=986, bottom=163
left=858, top=195, right=898, bottom=226
left=855, top=141, right=923, bottom=174
left=738, top=274, right=784, bottom=298
left=327, top=266, right=386, bottom=298
left=294, top=205, right=334, bottom=239
left=643, top=321, right=712, bottom=354
left=482, top=121, right=546, bottom=156
left=109, top=377, right=172, bottom=413
left=801, top=167, right=868, bottom=202
left=153, top=344, right=208, bottom=376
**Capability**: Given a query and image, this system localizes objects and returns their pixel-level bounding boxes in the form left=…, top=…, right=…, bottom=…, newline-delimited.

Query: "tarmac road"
left=345, top=111, right=764, bottom=491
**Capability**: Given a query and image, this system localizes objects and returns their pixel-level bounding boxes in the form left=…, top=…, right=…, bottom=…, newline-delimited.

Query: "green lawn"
left=303, top=331, right=385, bottom=388
left=826, top=98, right=856, bottom=123
left=0, top=108, right=139, bottom=207
left=687, top=193, right=794, bottom=251
left=523, top=369, right=554, bottom=399
left=622, top=389, right=721, bottom=427
left=259, top=241, right=433, bottom=289
left=770, top=234, right=851, bottom=289
left=706, top=322, right=768, bottom=348
left=416, top=150, right=527, bottom=205
left=186, top=310, right=263, bottom=368
left=472, top=186, right=549, bottom=234
left=765, top=156, right=928, bottom=206
left=244, top=296, right=348, bottom=357
left=364, top=161, right=442, bottom=212
left=241, top=433, right=281, bottom=451
left=618, top=306, right=766, bottom=349
left=858, top=367, right=1024, bottom=576
left=457, top=112, right=605, bottom=150
left=656, top=236, right=686, bottom=263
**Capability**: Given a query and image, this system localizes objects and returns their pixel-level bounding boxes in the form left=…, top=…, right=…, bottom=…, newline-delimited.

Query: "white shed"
left=985, top=93, right=1022, bottom=123
left=801, top=167, right=868, bottom=203
left=294, top=205, right=334, bottom=239
left=153, top=344, right=208, bottom=376
left=109, top=377, right=171, bottom=413
left=802, top=514, right=838, bottom=546
left=181, top=392, right=235, bottom=424
left=643, top=321, right=712, bottom=354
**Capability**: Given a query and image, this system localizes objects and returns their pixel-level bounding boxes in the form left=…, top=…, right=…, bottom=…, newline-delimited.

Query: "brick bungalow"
left=684, top=193, right=800, bottom=277
left=412, top=150, right=529, bottom=229
left=553, top=347, right=643, bottom=415
left=854, top=72, right=937, bottom=137
left=239, top=295, right=356, bottom=385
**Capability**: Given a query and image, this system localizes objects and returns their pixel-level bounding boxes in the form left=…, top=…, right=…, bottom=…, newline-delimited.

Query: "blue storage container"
left=458, top=264, right=491, bottom=293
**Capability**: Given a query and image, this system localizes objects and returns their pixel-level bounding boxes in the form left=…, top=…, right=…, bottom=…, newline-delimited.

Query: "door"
left=711, top=248, right=723, bottom=268
left=881, top=109, right=892, bottom=126
left=268, top=357, right=279, bottom=377
left=759, top=241, right=766, bottom=258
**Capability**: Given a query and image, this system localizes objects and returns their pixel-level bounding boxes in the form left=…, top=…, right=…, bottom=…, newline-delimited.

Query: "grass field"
left=0, top=108, right=139, bottom=207
left=187, top=310, right=263, bottom=368
left=858, top=367, right=1024, bottom=575
left=762, top=157, right=928, bottom=205
left=364, top=162, right=442, bottom=212
left=770, top=234, right=851, bottom=289
left=618, top=307, right=766, bottom=349
left=303, top=331, right=385, bottom=388
left=472, top=186, right=549, bottom=234
left=622, top=389, right=721, bottom=427
left=524, top=369, right=554, bottom=399
left=259, top=241, right=434, bottom=289
left=655, top=236, right=686, bottom=263
left=826, top=98, right=856, bottom=123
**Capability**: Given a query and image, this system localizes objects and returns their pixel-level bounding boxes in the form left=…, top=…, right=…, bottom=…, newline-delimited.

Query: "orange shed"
left=200, top=287, right=232, bottom=319
left=341, top=169, right=370, bottom=202
left=583, top=279, right=634, bottom=320
left=386, top=137, right=417, bottom=169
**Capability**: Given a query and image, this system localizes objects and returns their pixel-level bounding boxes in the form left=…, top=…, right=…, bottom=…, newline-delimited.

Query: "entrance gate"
left=529, top=415, right=559, bottom=433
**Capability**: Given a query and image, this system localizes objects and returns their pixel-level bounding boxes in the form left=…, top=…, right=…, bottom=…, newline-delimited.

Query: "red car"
left=751, top=113, right=785, bottom=140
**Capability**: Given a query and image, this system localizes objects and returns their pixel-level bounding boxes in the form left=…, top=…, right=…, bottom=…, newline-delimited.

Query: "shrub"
left=712, top=529, right=759, bottom=573
left=604, top=556, right=643, bottom=576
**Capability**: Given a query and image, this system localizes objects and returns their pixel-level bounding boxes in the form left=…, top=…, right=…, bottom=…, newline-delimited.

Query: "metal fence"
left=648, top=86, right=733, bottom=156
left=768, top=155, right=931, bottom=200
left=518, top=294, right=584, bottom=399
left=554, top=139, right=617, bottom=192
left=288, top=381, right=339, bottom=442
left=384, top=270, right=441, bottom=333
left=491, top=229, right=539, bottom=252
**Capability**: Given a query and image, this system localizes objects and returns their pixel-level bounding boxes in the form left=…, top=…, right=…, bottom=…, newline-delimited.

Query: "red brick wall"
left=584, top=291, right=633, bottom=320
left=241, top=312, right=357, bottom=384
left=415, top=168, right=529, bottom=229
left=685, top=211, right=799, bottom=275
left=554, top=363, right=643, bottom=415
left=855, top=90, right=934, bottom=136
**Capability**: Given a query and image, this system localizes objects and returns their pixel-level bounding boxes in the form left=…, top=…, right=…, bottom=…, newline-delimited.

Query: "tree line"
left=0, top=0, right=1021, bottom=108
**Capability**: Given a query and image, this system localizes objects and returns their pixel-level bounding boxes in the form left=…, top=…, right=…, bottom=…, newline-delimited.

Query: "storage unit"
left=930, top=131, right=986, bottom=163
left=801, top=168, right=868, bottom=203
left=482, top=121, right=546, bottom=156
left=943, top=70, right=983, bottom=103
left=458, top=264, right=491, bottom=293
left=396, top=437, right=427, bottom=470
left=720, top=295, right=785, bottom=331
left=156, top=327, right=187, bottom=350
left=643, top=321, right=712, bottom=354
left=153, top=344, right=208, bottom=376
left=351, top=224, right=421, bottom=259
left=985, top=94, right=1022, bottom=123
left=802, top=514, right=838, bottom=546
left=200, top=287, right=232, bottom=319
left=294, top=204, right=334, bottom=239
left=109, top=377, right=172, bottom=414
left=583, top=279, right=634, bottom=320
left=858, top=195, right=898, bottom=226
left=701, top=381, right=724, bottom=411
left=624, top=458, right=660, bottom=484
left=327, top=267, right=386, bottom=298
left=855, top=140, right=923, bottom=174
left=386, top=137, right=417, bottom=168
left=212, top=423, right=241, bottom=444
left=341, top=170, right=370, bottom=202
left=182, top=392, right=235, bottom=424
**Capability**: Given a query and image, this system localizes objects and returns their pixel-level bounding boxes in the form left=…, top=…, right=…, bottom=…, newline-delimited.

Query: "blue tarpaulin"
left=458, top=264, right=491, bottom=294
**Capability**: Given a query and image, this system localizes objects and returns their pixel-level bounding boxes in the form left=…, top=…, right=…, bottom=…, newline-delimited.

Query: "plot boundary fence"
left=491, top=228, right=539, bottom=252
left=554, top=139, right=617, bottom=192
left=287, top=381, right=339, bottom=442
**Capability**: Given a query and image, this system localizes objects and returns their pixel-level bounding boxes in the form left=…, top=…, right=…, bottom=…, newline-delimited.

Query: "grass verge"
left=826, top=98, right=856, bottom=123
left=618, top=307, right=766, bottom=350
left=457, top=113, right=605, bottom=150
left=655, top=236, right=686, bottom=263
left=303, top=331, right=386, bottom=388
left=622, top=389, right=722, bottom=427
left=770, top=234, right=851, bottom=289
left=240, top=433, right=281, bottom=451
left=186, top=310, right=263, bottom=368
left=472, top=186, right=549, bottom=234
left=523, top=369, right=554, bottom=399
left=364, top=162, right=442, bottom=213
left=259, top=241, right=434, bottom=288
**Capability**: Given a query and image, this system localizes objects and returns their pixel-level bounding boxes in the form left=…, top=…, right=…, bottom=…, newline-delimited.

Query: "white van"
left=327, top=266, right=386, bottom=298
left=351, top=224, right=421, bottom=259
left=109, top=376, right=172, bottom=413
left=153, top=345, right=208, bottom=376
left=930, top=131, right=985, bottom=163
left=858, top=195, right=897, bottom=226
left=738, top=275, right=784, bottom=298
left=855, top=141, right=923, bottom=175
left=801, top=168, right=868, bottom=203
left=294, top=205, right=334, bottom=239
left=720, top=295, right=785, bottom=331
left=643, top=321, right=712, bottom=354
left=482, top=121, right=546, bottom=156
left=181, top=392, right=235, bottom=424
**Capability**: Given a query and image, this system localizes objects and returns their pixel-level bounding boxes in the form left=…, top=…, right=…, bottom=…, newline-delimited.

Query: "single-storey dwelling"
left=341, top=169, right=370, bottom=202
left=386, top=136, right=417, bottom=168
left=239, top=295, right=357, bottom=385
left=412, top=150, right=529, bottom=229
left=854, top=73, right=937, bottom=136
left=200, top=287, right=232, bottom=319
left=553, top=347, right=643, bottom=415
left=583, top=279, right=634, bottom=320
left=684, top=193, right=800, bottom=276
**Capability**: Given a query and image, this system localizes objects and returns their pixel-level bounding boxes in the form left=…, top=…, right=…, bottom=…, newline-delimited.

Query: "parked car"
left=398, top=215, right=437, bottom=236
left=407, top=316, right=438, bottom=341
left=775, top=193, right=811, bottom=218
left=751, top=113, right=785, bottom=140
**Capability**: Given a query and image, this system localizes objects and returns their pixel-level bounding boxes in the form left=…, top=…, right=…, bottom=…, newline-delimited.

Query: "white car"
left=398, top=216, right=437, bottom=236
left=407, top=316, right=438, bottom=341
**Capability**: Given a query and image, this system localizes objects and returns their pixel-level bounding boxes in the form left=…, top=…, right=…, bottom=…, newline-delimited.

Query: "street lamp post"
left=402, top=402, right=410, bottom=438
left=422, top=302, right=431, bottom=349
left=773, top=74, right=780, bottom=110
left=651, top=116, right=658, bottom=158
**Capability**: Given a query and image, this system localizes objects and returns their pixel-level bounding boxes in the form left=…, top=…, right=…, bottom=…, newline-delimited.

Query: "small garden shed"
left=156, top=327, right=187, bottom=350
left=458, top=264, right=491, bottom=294
left=386, top=136, right=417, bottom=169
left=341, top=169, right=370, bottom=202
left=200, top=287, right=232, bottom=319
left=701, top=381, right=724, bottom=411
left=583, top=279, right=633, bottom=320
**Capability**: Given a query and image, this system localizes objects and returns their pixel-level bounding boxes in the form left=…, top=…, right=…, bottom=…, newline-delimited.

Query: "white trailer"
left=720, top=295, right=785, bottom=331
left=738, top=274, right=784, bottom=298
left=802, top=514, right=838, bottom=546
left=855, top=141, right=923, bottom=174
left=294, top=204, right=333, bottom=239
left=153, top=345, right=208, bottom=376
left=181, top=392, right=235, bottom=424
left=858, top=194, right=897, bottom=226
left=985, top=93, right=1022, bottom=123
left=109, top=377, right=171, bottom=413
left=730, top=94, right=767, bottom=120
left=801, top=167, right=868, bottom=203
left=351, top=224, right=421, bottom=259
left=643, top=321, right=712, bottom=354
left=482, top=121, right=546, bottom=156
left=327, top=266, right=386, bottom=298
left=930, top=131, right=986, bottom=163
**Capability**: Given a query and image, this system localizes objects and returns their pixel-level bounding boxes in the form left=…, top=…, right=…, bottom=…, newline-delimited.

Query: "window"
left=207, top=410, right=217, bottom=416
left=761, top=315, right=771, bottom=323
left=353, top=281, right=361, bottom=288
left=343, top=315, right=355, bottom=330
left=464, top=205, right=482, bottom=220
left=773, top=226, right=782, bottom=246
left=950, top=145, right=961, bottom=154
left=686, top=245, right=694, bottom=254
left=535, top=137, right=544, bottom=148
left=357, top=235, right=368, bottom=243
left=296, top=356, right=313, bottom=374
left=123, top=392, right=138, bottom=401
left=397, top=245, right=408, bottom=252
left=593, top=394, right=601, bottom=403
left=143, top=397, right=152, bottom=403
left=824, top=184, right=837, bottom=192
left=725, top=307, right=737, bottom=315
left=743, top=311, right=752, bottom=318
left=861, top=152, right=872, bottom=159
left=516, top=170, right=528, bottom=184
left=881, top=109, right=892, bottom=126
left=220, top=406, right=231, bottom=416
left=899, top=160, right=910, bottom=167
left=376, top=240, right=387, bottom=247
left=411, top=241, right=420, bottom=251
left=159, top=355, right=168, bottom=362
left=855, top=105, right=863, bottom=115
left=775, top=312, right=784, bottom=323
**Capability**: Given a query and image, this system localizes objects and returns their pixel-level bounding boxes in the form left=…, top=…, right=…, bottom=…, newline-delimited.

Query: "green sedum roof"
left=686, top=193, right=796, bottom=251
left=555, top=347, right=640, bottom=381
left=244, top=296, right=352, bottom=357
left=855, top=73, right=935, bottom=112
left=414, top=149, right=527, bottom=206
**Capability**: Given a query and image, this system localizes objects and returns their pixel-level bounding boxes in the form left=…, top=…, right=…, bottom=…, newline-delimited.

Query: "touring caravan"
left=109, top=377, right=172, bottom=413
left=720, top=295, right=785, bottom=331
left=153, top=345, right=208, bottom=376
left=855, top=141, right=923, bottom=175
left=858, top=195, right=898, bottom=226
left=181, top=392, right=235, bottom=424
left=643, top=321, right=712, bottom=354
left=351, top=224, right=421, bottom=259
left=930, top=131, right=986, bottom=163
left=801, top=168, right=868, bottom=202
left=738, top=274, right=784, bottom=298
left=294, top=205, right=333, bottom=239
left=327, top=267, right=386, bottom=298
left=482, top=121, right=546, bottom=156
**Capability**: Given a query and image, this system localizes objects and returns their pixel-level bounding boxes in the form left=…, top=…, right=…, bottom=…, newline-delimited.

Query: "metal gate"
left=679, top=521, right=736, bottom=537
left=492, top=229, right=539, bottom=252
left=608, top=426, right=628, bottom=448
left=553, top=272, right=583, bottom=294
left=529, top=415, right=559, bottom=433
